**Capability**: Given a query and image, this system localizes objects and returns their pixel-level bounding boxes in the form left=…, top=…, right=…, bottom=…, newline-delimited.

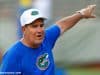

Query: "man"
left=0, top=50, right=2, bottom=64
left=0, top=5, right=96, bottom=75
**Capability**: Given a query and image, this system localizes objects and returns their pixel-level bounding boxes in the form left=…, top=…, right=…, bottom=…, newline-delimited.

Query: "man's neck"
left=20, top=38, right=40, bottom=48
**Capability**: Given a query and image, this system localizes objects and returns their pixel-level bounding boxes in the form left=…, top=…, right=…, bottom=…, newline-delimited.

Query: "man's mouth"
left=37, top=35, right=43, bottom=39
left=37, top=35, right=42, bottom=37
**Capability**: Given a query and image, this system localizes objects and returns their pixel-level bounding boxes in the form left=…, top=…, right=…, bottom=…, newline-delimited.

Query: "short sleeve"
left=45, top=24, right=61, bottom=49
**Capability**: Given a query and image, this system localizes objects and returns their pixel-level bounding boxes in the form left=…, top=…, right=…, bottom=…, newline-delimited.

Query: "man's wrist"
left=76, top=11, right=84, bottom=19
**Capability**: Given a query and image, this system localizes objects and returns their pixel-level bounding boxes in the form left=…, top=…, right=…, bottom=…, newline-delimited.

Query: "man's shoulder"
left=4, top=41, right=24, bottom=58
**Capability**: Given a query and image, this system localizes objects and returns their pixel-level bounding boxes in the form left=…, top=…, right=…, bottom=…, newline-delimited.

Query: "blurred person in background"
left=0, top=5, right=96, bottom=75
left=0, top=49, right=2, bottom=64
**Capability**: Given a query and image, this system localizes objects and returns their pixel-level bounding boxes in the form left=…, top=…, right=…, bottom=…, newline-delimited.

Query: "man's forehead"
left=25, top=18, right=44, bottom=26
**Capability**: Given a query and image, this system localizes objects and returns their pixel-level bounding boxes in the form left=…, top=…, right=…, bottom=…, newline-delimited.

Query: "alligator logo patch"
left=36, top=53, right=50, bottom=70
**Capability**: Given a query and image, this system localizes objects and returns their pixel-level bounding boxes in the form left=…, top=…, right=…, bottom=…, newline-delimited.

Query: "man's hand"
left=77, top=4, right=96, bottom=18
left=56, top=4, right=96, bottom=34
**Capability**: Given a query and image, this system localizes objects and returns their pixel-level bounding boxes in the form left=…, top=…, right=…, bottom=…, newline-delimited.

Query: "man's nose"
left=37, top=27, right=43, bottom=32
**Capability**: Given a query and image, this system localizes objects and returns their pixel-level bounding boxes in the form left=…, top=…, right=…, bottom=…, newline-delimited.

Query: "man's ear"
left=22, top=26, right=26, bottom=33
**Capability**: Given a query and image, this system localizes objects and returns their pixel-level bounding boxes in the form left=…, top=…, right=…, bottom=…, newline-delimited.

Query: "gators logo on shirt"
left=36, top=53, right=50, bottom=70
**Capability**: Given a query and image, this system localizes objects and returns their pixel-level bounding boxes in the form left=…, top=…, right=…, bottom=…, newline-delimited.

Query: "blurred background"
left=0, top=0, right=100, bottom=75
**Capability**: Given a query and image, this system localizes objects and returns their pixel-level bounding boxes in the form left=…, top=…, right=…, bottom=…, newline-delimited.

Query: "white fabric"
left=20, top=9, right=47, bottom=26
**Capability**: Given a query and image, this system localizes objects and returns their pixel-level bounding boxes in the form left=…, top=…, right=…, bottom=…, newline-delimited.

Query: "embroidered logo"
left=31, top=11, right=39, bottom=16
left=36, top=53, right=50, bottom=70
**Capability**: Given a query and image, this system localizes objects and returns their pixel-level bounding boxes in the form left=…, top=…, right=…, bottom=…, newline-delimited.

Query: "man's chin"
left=35, top=40, right=43, bottom=45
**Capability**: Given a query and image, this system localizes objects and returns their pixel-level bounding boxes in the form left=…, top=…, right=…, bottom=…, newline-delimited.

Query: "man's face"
left=22, top=18, right=45, bottom=46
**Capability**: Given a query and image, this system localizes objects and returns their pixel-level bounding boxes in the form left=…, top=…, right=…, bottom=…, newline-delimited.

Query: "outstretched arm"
left=56, top=4, right=96, bottom=34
